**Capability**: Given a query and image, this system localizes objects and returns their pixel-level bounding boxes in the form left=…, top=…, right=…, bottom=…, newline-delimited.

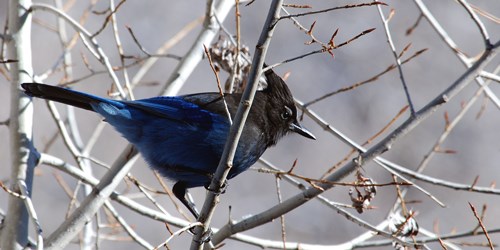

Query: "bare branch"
left=279, top=2, right=386, bottom=20
left=191, top=0, right=285, bottom=248
left=375, top=2, right=415, bottom=115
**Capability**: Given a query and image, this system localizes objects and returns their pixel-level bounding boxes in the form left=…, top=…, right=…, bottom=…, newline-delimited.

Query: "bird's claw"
left=201, top=228, right=213, bottom=243
left=205, top=181, right=228, bottom=195
left=190, top=227, right=213, bottom=244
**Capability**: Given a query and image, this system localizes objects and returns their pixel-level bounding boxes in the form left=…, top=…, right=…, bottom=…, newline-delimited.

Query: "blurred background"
left=1, top=0, right=499, bottom=249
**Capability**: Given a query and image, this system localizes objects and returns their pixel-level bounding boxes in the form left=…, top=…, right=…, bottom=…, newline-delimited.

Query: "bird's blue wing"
left=122, top=96, right=217, bottom=125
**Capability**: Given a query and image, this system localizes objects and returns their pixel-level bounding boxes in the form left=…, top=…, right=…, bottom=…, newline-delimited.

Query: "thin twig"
left=103, top=200, right=154, bottom=249
left=468, top=202, right=494, bottom=250
left=125, top=26, right=182, bottom=60
left=267, top=28, right=377, bottom=70
left=127, top=175, right=172, bottom=218
left=203, top=44, right=232, bottom=124
left=153, top=171, right=192, bottom=221
left=18, top=180, right=44, bottom=250
left=480, top=71, right=500, bottom=83
left=469, top=4, right=500, bottom=24
left=154, top=223, right=203, bottom=250
left=304, top=47, right=426, bottom=107
left=455, top=0, right=491, bottom=48
left=259, top=167, right=411, bottom=188
left=110, top=0, right=134, bottom=100
left=322, top=105, right=409, bottom=177
left=375, top=2, right=415, bottom=115
left=274, top=177, right=286, bottom=249
left=279, top=2, right=386, bottom=20
left=91, top=0, right=126, bottom=38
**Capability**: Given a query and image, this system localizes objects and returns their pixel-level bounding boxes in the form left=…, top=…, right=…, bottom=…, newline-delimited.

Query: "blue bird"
left=22, top=68, right=315, bottom=218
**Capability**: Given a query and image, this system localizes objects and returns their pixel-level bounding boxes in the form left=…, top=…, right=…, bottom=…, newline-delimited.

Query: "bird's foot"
left=204, top=181, right=228, bottom=195
left=201, top=228, right=213, bottom=243
left=190, top=227, right=213, bottom=243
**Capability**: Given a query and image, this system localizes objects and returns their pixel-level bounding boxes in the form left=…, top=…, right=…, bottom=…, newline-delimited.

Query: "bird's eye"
left=281, top=106, right=293, bottom=120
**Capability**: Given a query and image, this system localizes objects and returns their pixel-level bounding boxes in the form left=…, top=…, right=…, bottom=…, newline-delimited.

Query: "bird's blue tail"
left=21, top=83, right=120, bottom=111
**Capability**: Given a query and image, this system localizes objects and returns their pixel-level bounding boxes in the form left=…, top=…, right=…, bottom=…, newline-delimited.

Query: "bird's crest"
left=262, top=67, right=294, bottom=103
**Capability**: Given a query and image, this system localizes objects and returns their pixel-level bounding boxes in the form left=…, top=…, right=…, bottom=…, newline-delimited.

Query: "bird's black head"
left=262, top=68, right=315, bottom=145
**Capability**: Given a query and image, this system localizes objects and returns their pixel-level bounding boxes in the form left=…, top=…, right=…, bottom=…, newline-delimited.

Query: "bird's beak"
left=290, top=122, right=316, bottom=140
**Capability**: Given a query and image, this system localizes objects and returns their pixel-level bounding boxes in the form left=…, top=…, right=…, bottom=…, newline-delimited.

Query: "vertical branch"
left=375, top=3, right=415, bottom=115
left=110, top=0, right=134, bottom=100
left=226, top=0, right=241, bottom=93
left=2, top=0, right=37, bottom=249
left=275, top=176, right=286, bottom=249
left=190, top=0, right=284, bottom=248
left=53, top=1, right=95, bottom=248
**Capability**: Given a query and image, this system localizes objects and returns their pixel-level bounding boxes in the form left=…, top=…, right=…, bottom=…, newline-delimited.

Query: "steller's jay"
left=22, top=68, right=315, bottom=218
